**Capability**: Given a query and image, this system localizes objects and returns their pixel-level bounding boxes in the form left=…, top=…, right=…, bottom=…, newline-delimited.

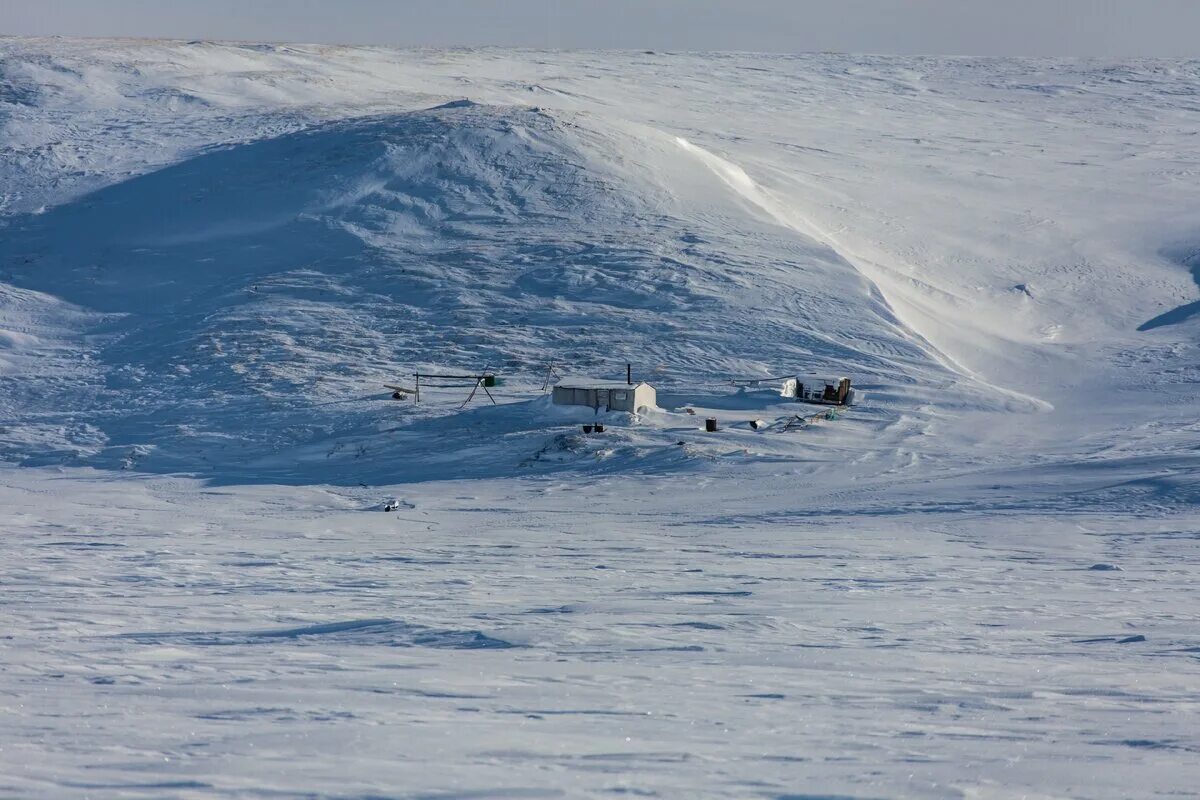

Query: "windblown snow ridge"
left=0, top=101, right=955, bottom=478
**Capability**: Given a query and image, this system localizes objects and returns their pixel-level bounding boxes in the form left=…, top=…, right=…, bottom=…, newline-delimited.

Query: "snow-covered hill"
left=1, top=97, right=955, bottom=479
left=2, top=38, right=1199, bottom=799
left=3, top=38, right=1198, bottom=480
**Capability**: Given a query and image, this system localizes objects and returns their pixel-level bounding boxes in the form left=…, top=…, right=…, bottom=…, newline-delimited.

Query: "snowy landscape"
left=1, top=37, right=1199, bottom=798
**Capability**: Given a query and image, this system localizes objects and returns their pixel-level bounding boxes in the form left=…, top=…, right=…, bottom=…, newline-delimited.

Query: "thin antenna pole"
left=627, top=363, right=632, bottom=385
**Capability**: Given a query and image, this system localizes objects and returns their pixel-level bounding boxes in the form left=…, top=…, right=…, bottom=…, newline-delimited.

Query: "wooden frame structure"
left=412, top=372, right=497, bottom=408
left=540, top=363, right=563, bottom=392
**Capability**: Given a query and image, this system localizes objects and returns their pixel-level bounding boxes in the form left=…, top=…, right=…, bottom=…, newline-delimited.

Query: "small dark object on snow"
left=1089, top=563, right=1123, bottom=571
left=382, top=499, right=401, bottom=512
left=594, top=423, right=605, bottom=433
left=384, top=384, right=413, bottom=399
left=705, top=417, right=718, bottom=432
left=582, top=425, right=594, bottom=434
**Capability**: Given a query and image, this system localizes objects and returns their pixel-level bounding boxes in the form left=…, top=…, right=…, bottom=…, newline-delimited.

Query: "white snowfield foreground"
left=1, top=38, right=1199, bottom=799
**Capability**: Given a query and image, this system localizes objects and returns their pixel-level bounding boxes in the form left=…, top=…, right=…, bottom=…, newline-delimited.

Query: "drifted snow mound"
left=0, top=102, right=953, bottom=479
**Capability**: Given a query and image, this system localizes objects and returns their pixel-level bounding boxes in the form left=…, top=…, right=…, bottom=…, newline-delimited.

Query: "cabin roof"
left=795, top=375, right=849, bottom=384
left=554, top=378, right=652, bottom=390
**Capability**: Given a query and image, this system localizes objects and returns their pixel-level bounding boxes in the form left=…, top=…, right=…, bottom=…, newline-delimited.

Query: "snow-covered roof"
left=554, top=378, right=652, bottom=390
left=794, top=375, right=849, bottom=384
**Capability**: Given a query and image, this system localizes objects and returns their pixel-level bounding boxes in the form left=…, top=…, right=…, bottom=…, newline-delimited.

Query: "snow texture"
left=1, top=37, right=1199, bottom=799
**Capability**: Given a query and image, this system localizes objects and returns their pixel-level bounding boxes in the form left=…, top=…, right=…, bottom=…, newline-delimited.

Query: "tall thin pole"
left=626, top=363, right=632, bottom=385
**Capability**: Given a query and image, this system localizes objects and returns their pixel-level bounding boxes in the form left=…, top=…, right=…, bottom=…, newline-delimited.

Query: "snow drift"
left=1, top=100, right=953, bottom=478
left=3, top=39, right=1200, bottom=800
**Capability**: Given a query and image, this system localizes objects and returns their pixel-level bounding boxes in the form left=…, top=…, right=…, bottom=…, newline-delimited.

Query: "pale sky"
left=2, top=1, right=1198, bottom=57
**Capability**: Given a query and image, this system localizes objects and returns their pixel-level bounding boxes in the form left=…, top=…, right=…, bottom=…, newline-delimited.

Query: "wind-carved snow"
left=0, top=101, right=959, bottom=479
left=673, top=134, right=1051, bottom=411
left=1, top=39, right=1200, bottom=800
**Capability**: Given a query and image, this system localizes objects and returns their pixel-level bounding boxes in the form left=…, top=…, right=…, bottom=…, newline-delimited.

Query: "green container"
left=483, top=375, right=497, bottom=387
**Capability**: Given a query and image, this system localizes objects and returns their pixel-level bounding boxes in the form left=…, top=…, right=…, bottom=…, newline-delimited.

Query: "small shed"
left=552, top=379, right=656, bottom=413
left=781, top=376, right=853, bottom=406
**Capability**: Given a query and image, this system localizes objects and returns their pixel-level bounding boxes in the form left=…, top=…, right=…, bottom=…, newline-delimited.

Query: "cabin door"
left=595, top=389, right=610, bottom=411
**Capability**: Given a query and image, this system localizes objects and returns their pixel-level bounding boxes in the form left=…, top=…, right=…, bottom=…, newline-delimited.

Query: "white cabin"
left=552, top=379, right=656, bottom=413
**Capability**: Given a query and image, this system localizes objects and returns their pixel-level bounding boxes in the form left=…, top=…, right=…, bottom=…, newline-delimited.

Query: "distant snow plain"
left=1, top=38, right=1199, bottom=799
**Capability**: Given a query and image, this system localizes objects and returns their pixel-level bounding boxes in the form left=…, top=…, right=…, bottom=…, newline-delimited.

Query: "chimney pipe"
left=626, top=363, right=632, bottom=385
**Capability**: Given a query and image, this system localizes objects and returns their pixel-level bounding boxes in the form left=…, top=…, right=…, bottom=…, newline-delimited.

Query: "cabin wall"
left=634, top=384, right=656, bottom=411
left=553, top=387, right=598, bottom=407
left=607, top=388, right=633, bottom=412
left=552, top=384, right=655, bottom=411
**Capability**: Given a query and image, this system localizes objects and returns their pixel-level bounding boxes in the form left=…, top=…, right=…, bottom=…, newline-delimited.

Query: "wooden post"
left=414, top=373, right=420, bottom=403
left=459, top=378, right=479, bottom=409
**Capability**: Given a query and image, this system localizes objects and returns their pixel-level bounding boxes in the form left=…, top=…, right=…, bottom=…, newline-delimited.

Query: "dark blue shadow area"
left=1138, top=299, right=1200, bottom=331
left=115, top=617, right=517, bottom=649
left=1139, top=246, right=1200, bottom=332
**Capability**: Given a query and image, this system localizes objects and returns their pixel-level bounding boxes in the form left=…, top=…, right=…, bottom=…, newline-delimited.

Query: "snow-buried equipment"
left=781, top=376, right=854, bottom=406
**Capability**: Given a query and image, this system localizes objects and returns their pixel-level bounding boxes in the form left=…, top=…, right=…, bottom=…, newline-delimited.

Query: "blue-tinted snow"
left=1, top=38, right=1199, bottom=799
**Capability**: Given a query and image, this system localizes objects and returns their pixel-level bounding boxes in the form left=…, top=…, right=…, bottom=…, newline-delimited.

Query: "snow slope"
left=1, top=38, right=1199, bottom=799
left=0, top=98, right=953, bottom=479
